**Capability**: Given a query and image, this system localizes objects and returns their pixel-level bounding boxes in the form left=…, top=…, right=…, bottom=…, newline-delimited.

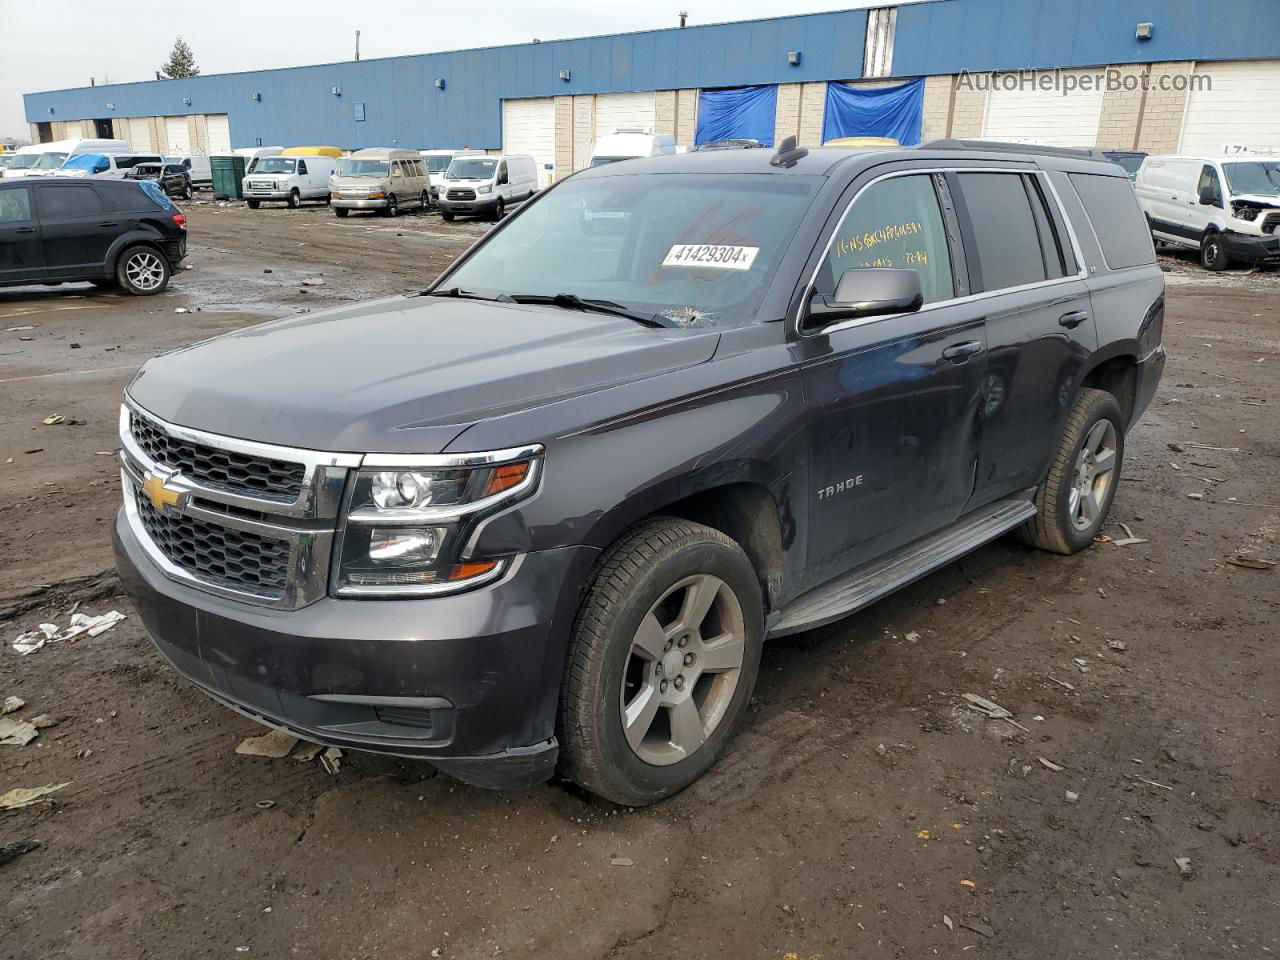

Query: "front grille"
left=134, top=490, right=290, bottom=597
left=1263, top=212, right=1280, bottom=235
left=446, top=188, right=476, bottom=201
left=130, top=412, right=305, bottom=501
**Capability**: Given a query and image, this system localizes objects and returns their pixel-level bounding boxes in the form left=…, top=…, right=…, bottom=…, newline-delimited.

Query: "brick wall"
left=1134, top=61, right=1194, bottom=154
left=949, top=78, right=989, bottom=138
left=798, top=81, right=826, bottom=145
left=554, top=96, right=573, bottom=179
left=655, top=90, right=677, bottom=138
left=774, top=83, right=802, bottom=145
left=1096, top=64, right=1147, bottom=150
left=572, top=96, right=595, bottom=171
left=676, top=89, right=698, bottom=145
left=921, top=75, right=951, bottom=141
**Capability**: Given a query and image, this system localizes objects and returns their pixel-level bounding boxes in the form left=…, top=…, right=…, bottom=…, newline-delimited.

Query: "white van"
left=54, top=152, right=164, bottom=179
left=437, top=154, right=538, bottom=221
left=1135, top=153, right=1280, bottom=270
left=242, top=154, right=339, bottom=208
left=1, top=138, right=132, bottom=178
left=420, top=148, right=485, bottom=205
left=331, top=148, right=429, bottom=217
left=165, top=155, right=212, bottom=187
left=588, top=130, right=676, bottom=167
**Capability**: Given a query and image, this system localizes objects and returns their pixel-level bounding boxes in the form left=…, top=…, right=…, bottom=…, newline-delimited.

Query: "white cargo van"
left=437, top=154, right=537, bottom=221
left=588, top=130, right=676, bottom=167
left=54, top=152, right=164, bottom=179
left=242, top=154, right=339, bottom=208
left=1135, top=154, right=1280, bottom=270
left=420, top=148, right=484, bottom=205
left=1, top=138, right=132, bottom=178
left=165, top=155, right=212, bottom=187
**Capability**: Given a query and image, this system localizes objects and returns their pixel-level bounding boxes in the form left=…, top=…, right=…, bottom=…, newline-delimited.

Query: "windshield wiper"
left=505, top=293, right=669, bottom=328
left=424, top=286, right=513, bottom=302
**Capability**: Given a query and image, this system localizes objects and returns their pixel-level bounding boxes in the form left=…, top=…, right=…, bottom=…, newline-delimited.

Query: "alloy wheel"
left=619, top=574, right=746, bottom=766
left=126, top=252, right=166, bottom=292
left=1067, top=418, right=1117, bottom=530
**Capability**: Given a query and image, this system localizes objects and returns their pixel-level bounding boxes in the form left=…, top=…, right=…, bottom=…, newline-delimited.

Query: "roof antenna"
left=770, top=135, right=808, bottom=168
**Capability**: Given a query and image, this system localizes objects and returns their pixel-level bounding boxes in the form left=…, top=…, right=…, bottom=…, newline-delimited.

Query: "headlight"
left=1233, top=206, right=1259, bottom=222
left=477, top=185, right=492, bottom=195
left=334, top=447, right=541, bottom=596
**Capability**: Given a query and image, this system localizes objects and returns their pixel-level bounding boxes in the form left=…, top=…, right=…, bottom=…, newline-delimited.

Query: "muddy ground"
left=1, top=201, right=1277, bottom=960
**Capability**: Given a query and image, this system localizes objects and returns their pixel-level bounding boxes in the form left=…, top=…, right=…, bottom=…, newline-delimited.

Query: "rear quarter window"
left=1069, top=173, right=1156, bottom=270
left=104, top=181, right=172, bottom=212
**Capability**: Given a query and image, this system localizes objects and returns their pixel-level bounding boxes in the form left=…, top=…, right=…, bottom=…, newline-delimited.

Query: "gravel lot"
left=1, top=201, right=1277, bottom=960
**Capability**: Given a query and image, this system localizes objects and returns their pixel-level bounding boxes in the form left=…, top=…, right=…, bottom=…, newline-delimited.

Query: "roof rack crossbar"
left=917, top=138, right=1111, bottom=162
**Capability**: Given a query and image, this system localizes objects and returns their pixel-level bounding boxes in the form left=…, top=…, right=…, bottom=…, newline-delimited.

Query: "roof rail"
left=917, top=138, right=1111, bottom=162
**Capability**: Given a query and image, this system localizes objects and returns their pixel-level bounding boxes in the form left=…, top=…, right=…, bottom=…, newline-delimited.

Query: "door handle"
left=942, top=340, right=983, bottom=363
left=16, top=227, right=36, bottom=234
left=98, top=221, right=119, bottom=228
left=1058, top=310, right=1089, bottom=329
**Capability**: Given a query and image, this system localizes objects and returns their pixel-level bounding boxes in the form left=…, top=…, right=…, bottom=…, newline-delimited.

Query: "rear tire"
left=558, top=518, right=764, bottom=806
left=420, top=190, right=430, bottom=210
left=181, top=183, right=193, bottom=201
left=1200, top=231, right=1230, bottom=271
left=1017, top=387, right=1125, bottom=555
left=115, top=245, right=171, bottom=296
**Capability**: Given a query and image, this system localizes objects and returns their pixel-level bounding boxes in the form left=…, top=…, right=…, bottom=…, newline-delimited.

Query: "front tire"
left=287, top=189, right=301, bottom=209
left=115, top=245, right=171, bottom=296
left=334, top=206, right=349, bottom=218
left=1201, top=231, right=1230, bottom=271
left=492, top=197, right=505, bottom=221
left=384, top=195, right=398, bottom=217
left=1017, top=387, right=1125, bottom=554
left=246, top=200, right=261, bottom=209
left=558, top=518, right=764, bottom=806
left=441, top=210, right=455, bottom=222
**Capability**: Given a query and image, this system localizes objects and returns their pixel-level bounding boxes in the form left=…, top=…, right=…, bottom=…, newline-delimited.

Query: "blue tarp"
left=695, top=85, right=778, bottom=147
left=821, top=77, right=924, bottom=146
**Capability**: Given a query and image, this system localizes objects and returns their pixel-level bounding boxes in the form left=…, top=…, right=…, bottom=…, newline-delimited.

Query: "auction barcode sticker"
left=662, top=244, right=759, bottom=270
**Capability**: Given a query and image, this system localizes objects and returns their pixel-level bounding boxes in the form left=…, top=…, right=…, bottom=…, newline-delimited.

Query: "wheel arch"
left=107, top=233, right=168, bottom=276
left=1078, top=352, right=1139, bottom=426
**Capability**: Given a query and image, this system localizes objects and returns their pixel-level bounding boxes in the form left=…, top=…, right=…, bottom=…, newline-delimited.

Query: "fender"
left=105, top=226, right=169, bottom=273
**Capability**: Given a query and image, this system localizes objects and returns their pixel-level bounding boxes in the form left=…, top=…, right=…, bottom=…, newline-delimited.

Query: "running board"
left=768, top=498, right=1037, bottom=639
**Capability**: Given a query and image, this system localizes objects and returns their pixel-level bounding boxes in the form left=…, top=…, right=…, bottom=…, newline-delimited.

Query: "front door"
left=798, top=171, right=987, bottom=590
left=0, top=185, right=44, bottom=283
left=947, top=170, right=1097, bottom=506
left=35, top=184, right=116, bottom=278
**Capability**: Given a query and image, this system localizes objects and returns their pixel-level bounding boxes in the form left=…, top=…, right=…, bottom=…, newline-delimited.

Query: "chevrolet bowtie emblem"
left=142, top=471, right=185, bottom=512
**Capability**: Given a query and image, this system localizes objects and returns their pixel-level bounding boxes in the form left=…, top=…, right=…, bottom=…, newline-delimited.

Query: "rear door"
left=798, top=169, right=988, bottom=587
left=0, top=185, right=44, bottom=283
left=950, top=169, right=1096, bottom=507
left=35, top=183, right=115, bottom=277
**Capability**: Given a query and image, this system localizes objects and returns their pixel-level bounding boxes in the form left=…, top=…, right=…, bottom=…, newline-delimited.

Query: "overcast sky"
left=0, top=0, right=895, bottom=140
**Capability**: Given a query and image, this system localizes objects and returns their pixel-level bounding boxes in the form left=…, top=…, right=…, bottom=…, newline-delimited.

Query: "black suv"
left=126, top=163, right=195, bottom=201
left=113, top=139, right=1165, bottom=804
left=0, top=178, right=187, bottom=295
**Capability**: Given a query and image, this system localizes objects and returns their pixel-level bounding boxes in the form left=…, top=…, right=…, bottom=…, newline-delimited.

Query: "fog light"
left=368, top=526, right=444, bottom=565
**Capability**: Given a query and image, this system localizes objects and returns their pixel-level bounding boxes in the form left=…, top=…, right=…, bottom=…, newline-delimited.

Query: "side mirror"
left=806, top=268, right=924, bottom=327
left=1198, top=185, right=1220, bottom=206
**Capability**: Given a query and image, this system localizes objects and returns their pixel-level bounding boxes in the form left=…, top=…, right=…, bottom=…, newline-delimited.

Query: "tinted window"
left=955, top=173, right=1047, bottom=292
left=1068, top=173, right=1156, bottom=271
left=0, top=187, right=32, bottom=222
left=1196, top=165, right=1223, bottom=206
left=817, top=174, right=955, bottom=305
left=39, top=184, right=103, bottom=217
left=297, top=160, right=309, bottom=175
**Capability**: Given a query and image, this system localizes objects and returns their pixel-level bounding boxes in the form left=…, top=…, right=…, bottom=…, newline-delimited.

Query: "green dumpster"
left=210, top=154, right=247, bottom=200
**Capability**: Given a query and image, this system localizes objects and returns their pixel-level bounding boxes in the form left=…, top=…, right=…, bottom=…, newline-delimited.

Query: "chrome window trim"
left=796, top=165, right=1090, bottom=338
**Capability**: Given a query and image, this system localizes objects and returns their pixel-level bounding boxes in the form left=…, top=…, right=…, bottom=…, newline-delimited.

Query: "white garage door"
left=63, top=120, right=84, bottom=139
left=1179, top=60, right=1280, bottom=154
left=206, top=114, right=232, bottom=154
left=502, top=97, right=557, bottom=187
left=127, top=118, right=155, bottom=152
left=982, top=70, right=1104, bottom=147
left=165, top=116, right=191, bottom=154
left=594, top=92, right=657, bottom=136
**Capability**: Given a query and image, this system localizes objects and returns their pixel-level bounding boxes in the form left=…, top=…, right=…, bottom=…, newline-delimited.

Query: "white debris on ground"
left=13, top=610, right=127, bottom=655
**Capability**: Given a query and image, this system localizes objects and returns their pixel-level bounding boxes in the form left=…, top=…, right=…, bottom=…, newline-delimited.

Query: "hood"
left=1230, top=193, right=1280, bottom=207
left=128, top=295, right=719, bottom=454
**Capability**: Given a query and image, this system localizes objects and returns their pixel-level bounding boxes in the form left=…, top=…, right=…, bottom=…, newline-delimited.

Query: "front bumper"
left=243, top=189, right=290, bottom=201
left=438, top=193, right=498, bottom=216
left=114, top=509, right=598, bottom=790
left=331, top=196, right=389, bottom=210
left=1221, top=230, right=1280, bottom=263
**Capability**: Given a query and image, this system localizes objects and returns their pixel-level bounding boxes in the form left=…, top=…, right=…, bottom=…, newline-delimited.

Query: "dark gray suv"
left=113, top=139, right=1165, bottom=804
